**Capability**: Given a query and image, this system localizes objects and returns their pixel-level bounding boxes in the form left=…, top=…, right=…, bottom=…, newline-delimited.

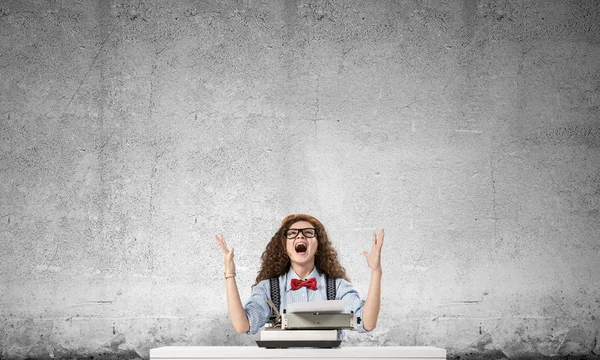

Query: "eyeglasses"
left=285, top=228, right=316, bottom=239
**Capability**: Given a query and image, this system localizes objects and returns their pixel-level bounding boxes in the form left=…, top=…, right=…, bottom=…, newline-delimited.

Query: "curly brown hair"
left=254, top=214, right=350, bottom=285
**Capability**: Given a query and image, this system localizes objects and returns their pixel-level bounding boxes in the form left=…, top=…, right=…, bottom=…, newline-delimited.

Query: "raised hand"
left=215, top=233, right=236, bottom=274
left=362, top=228, right=384, bottom=271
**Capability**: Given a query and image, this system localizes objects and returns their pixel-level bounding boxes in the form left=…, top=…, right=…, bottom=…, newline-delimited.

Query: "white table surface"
left=150, top=346, right=447, bottom=360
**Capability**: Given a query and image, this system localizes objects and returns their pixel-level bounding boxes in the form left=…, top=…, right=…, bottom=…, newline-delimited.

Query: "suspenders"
left=269, top=276, right=336, bottom=316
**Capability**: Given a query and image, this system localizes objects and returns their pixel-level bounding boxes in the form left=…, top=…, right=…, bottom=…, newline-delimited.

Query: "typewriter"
left=256, top=300, right=358, bottom=348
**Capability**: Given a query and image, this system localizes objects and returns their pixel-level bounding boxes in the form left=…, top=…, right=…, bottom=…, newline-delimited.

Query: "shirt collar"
left=285, top=267, right=321, bottom=292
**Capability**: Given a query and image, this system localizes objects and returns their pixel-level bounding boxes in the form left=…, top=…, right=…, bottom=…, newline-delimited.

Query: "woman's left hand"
left=363, top=228, right=384, bottom=271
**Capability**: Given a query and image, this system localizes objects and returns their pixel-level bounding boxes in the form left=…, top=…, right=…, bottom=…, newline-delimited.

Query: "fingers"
left=372, top=228, right=385, bottom=247
left=363, top=251, right=369, bottom=258
left=215, top=233, right=229, bottom=254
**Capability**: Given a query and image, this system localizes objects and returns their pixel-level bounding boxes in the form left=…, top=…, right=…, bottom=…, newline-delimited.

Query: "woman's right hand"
left=215, top=233, right=236, bottom=274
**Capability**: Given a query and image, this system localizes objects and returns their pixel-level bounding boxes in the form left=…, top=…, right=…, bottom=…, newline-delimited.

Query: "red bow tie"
left=290, top=278, right=317, bottom=291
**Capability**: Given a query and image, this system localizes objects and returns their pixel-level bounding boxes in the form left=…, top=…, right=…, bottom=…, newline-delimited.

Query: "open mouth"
left=294, top=242, right=307, bottom=254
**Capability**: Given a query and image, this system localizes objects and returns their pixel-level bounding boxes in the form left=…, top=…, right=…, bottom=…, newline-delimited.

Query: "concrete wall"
left=1, top=0, right=599, bottom=359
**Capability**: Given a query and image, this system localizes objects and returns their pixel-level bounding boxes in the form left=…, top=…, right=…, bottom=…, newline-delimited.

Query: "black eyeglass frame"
left=285, top=228, right=317, bottom=239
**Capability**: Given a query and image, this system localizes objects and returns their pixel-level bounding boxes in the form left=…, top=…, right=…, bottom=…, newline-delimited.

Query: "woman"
left=215, top=214, right=384, bottom=334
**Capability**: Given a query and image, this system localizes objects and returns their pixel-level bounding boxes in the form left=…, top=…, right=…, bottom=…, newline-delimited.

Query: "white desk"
left=150, top=346, right=446, bottom=360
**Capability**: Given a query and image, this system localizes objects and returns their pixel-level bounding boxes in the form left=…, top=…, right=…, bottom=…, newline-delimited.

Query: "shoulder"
left=251, top=278, right=271, bottom=295
left=334, top=277, right=358, bottom=293
left=252, top=274, right=286, bottom=294
left=255, top=278, right=271, bottom=286
left=334, top=277, right=352, bottom=287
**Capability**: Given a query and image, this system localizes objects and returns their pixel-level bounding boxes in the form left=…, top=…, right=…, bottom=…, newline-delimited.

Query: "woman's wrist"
left=371, top=268, right=382, bottom=276
left=224, top=272, right=236, bottom=279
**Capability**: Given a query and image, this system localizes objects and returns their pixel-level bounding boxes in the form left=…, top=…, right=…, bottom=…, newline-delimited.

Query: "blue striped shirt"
left=244, top=267, right=367, bottom=335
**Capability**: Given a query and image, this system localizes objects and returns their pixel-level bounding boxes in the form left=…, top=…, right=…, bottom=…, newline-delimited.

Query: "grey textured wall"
left=1, top=0, right=599, bottom=359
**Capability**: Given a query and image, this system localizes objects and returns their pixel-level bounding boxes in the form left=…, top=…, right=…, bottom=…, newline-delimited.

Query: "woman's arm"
left=361, top=229, right=384, bottom=331
left=215, top=234, right=250, bottom=333
left=224, top=273, right=250, bottom=333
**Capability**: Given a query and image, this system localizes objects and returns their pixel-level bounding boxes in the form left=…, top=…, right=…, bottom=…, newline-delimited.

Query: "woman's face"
left=285, top=220, right=318, bottom=266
